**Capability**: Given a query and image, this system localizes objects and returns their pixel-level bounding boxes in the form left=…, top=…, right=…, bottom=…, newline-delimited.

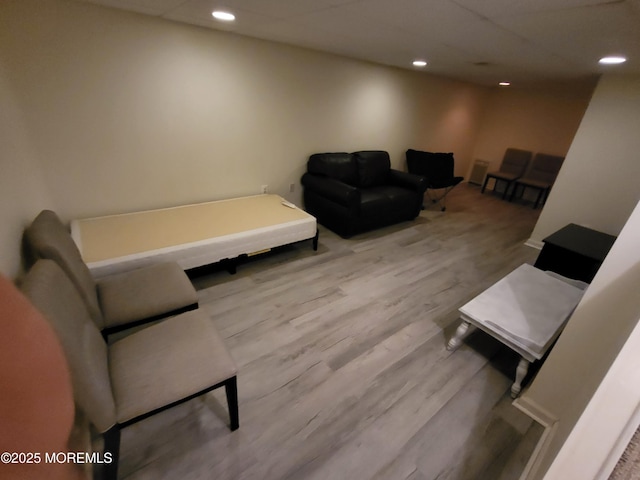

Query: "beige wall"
left=540, top=200, right=640, bottom=479
left=471, top=84, right=593, bottom=173
left=529, top=74, right=640, bottom=243
left=518, top=74, right=640, bottom=479
left=0, top=0, right=591, bottom=280
left=0, top=60, right=54, bottom=278
left=0, top=0, right=486, bottom=222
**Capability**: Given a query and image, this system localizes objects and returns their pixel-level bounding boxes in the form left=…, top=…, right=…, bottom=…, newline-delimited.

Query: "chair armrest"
left=301, top=173, right=360, bottom=207
left=388, top=169, right=427, bottom=192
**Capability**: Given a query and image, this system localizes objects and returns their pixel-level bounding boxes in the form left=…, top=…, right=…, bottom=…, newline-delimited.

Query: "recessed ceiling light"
left=599, top=56, right=626, bottom=65
left=412, top=60, right=427, bottom=67
left=212, top=10, right=235, bottom=21
left=499, top=82, right=510, bottom=86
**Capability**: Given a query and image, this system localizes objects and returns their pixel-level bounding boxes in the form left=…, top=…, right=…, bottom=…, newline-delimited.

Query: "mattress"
left=71, top=194, right=317, bottom=278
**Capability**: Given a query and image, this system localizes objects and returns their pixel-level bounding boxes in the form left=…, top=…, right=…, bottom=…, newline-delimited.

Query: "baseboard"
left=513, top=395, right=557, bottom=427
left=525, top=238, right=544, bottom=250
left=513, top=395, right=559, bottom=480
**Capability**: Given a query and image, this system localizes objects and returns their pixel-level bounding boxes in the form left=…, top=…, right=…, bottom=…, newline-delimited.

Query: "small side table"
left=447, top=264, right=585, bottom=398
left=534, top=223, right=617, bottom=283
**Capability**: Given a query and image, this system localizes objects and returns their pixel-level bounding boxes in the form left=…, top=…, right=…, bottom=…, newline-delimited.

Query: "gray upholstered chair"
left=481, top=148, right=533, bottom=199
left=23, top=210, right=198, bottom=337
left=21, top=259, right=239, bottom=480
left=510, top=153, right=565, bottom=208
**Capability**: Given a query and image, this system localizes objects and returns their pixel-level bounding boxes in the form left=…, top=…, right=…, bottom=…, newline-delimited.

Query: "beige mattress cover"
left=73, top=194, right=314, bottom=263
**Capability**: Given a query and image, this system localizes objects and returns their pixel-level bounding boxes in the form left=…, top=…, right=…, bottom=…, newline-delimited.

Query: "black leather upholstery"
left=406, top=149, right=464, bottom=211
left=301, top=151, right=426, bottom=237
left=406, top=150, right=462, bottom=189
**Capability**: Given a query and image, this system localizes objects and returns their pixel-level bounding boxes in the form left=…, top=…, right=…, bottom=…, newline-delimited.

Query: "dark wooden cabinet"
left=534, top=223, right=617, bottom=283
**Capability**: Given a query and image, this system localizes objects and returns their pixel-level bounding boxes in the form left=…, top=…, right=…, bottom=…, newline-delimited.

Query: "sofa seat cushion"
left=383, top=185, right=419, bottom=207
left=360, top=186, right=417, bottom=218
left=109, top=310, right=237, bottom=424
left=360, top=189, right=393, bottom=217
left=97, top=262, right=198, bottom=328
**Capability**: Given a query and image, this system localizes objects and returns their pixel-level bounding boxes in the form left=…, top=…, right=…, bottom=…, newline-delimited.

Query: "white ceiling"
left=79, top=0, right=640, bottom=86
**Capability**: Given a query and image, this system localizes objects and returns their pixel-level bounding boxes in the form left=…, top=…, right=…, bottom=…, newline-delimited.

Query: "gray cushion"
left=500, top=148, right=532, bottom=176
left=21, top=260, right=117, bottom=433
left=98, top=262, right=198, bottom=328
left=517, top=177, right=552, bottom=189
left=25, top=210, right=199, bottom=331
left=109, top=310, right=238, bottom=424
left=24, top=210, right=103, bottom=327
left=520, top=153, right=565, bottom=185
left=487, top=171, right=520, bottom=182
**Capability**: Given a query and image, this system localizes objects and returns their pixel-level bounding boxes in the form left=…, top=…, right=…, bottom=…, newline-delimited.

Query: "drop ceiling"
left=78, top=0, right=640, bottom=86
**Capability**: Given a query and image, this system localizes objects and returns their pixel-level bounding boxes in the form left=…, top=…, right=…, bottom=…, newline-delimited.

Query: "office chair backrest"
left=527, top=153, right=565, bottom=184
left=406, top=149, right=455, bottom=188
left=500, top=148, right=532, bottom=176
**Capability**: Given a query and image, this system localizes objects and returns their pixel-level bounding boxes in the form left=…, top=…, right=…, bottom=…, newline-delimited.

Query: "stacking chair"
left=406, top=149, right=463, bottom=211
left=23, top=210, right=198, bottom=337
left=482, top=148, right=532, bottom=199
left=510, top=153, right=565, bottom=208
left=21, top=259, right=239, bottom=480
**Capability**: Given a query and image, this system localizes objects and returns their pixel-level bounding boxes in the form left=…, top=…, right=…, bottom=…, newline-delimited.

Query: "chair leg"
left=534, top=188, right=544, bottom=209
left=225, top=376, right=239, bottom=431
left=103, top=426, right=121, bottom=480
left=502, top=180, right=510, bottom=200
left=481, top=176, right=490, bottom=193
left=542, top=188, right=551, bottom=206
left=509, top=182, right=520, bottom=202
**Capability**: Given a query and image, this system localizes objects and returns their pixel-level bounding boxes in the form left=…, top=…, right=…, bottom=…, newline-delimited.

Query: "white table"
left=447, top=264, right=586, bottom=397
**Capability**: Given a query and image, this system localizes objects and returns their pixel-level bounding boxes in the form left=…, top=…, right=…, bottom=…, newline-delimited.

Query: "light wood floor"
left=117, top=184, right=546, bottom=480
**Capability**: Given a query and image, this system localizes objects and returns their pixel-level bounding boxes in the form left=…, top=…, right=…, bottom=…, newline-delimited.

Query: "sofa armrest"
left=388, top=169, right=427, bottom=192
left=301, top=173, right=360, bottom=207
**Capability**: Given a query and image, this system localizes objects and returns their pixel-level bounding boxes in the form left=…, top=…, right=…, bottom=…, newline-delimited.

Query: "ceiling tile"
left=74, top=0, right=640, bottom=85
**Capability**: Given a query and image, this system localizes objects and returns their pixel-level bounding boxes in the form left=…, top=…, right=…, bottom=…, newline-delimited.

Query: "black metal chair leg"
left=103, top=427, right=121, bottom=480
left=225, top=376, right=239, bottom=431
left=534, top=188, right=544, bottom=208
left=502, top=180, right=510, bottom=200
left=481, top=176, right=490, bottom=193
left=509, top=183, right=518, bottom=202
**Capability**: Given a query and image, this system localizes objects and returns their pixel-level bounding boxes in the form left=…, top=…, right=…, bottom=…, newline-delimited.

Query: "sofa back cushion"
left=353, top=151, right=390, bottom=188
left=307, top=153, right=358, bottom=185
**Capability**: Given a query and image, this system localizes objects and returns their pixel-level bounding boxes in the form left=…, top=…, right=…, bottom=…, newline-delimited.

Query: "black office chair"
left=406, top=149, right=463, bottom=211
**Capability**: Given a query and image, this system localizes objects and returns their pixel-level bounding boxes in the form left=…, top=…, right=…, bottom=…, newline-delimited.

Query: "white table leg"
left=511, top=357, right=531, bottom=398
left=447, top=320, right=472, bottom=351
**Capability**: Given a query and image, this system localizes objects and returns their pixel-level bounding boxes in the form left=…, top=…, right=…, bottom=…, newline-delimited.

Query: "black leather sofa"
left=301, top=150, right=427, bottom=237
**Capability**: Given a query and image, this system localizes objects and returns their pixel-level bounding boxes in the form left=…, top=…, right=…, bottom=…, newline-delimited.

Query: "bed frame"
left=71, top=194, right=318, bottom=278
